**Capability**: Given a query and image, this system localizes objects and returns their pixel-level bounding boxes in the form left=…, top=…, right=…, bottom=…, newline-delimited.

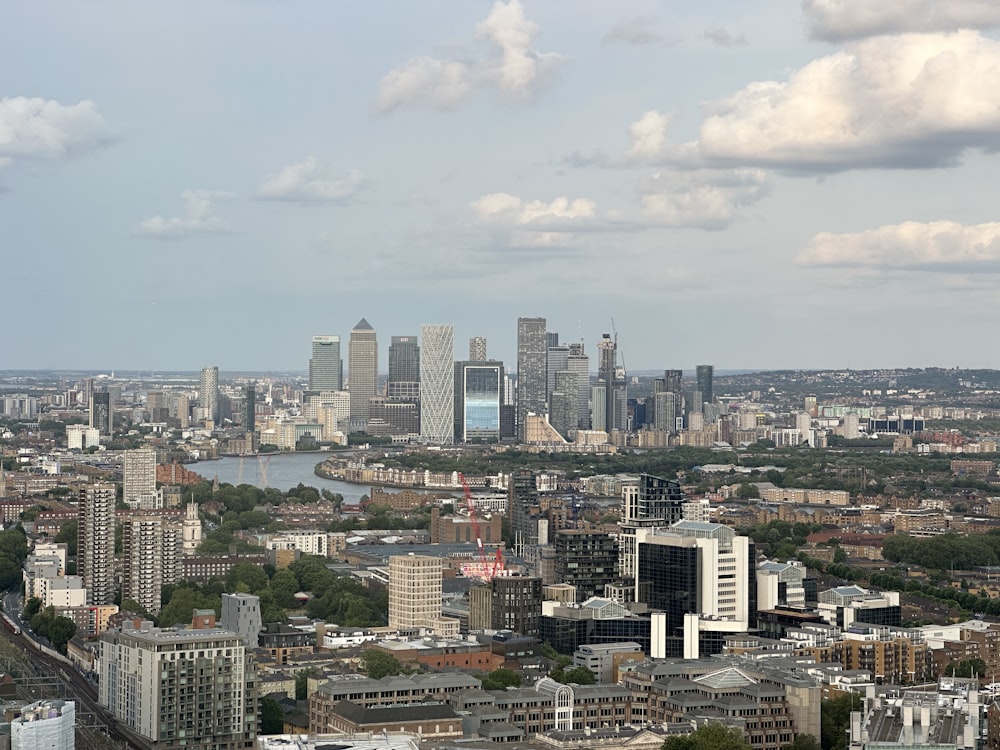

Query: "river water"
left=192, top=452, right=372, bottom=504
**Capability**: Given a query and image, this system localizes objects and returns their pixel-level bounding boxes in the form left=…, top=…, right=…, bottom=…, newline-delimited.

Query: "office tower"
left=636, top=521, right=753, bottom=658
left=469, top=575, right=542, bottom=636
left=387, top=335, right=420, bottom=400
left=12, top=700, right=75, bottom=750
left=147, top=390, right=168, bottom=423
left=696, top=364, right=714, bottom=406
left=664, top=369, right=682, bottom=395
left=555, top=530, right=618, bottom=601
left=309, top=335, right=343, bottom=392
left=182, top=501, right=202, bottom=556
left=122, top=448, right=157, bottom=509
left=654, top=391, right=678, bottom=432
left=78, top=484, right=116, bottom=605
left=508, top=469, right=539, bottom=556
left=89, top=391, right=112, bottom=436
left=220, top=593, right=262, bottom=649
left=419, top=324, right=455, bottom=444
left=567, top=343, right=590, bottom=428
left=199, top=366, right=219, bottom=424
left=618, top=474, right=686, bottom=579
left=348, top=318, right=378, bottom=423
left=175, top=394, right=190, bottom=429
left=388, top=554, right=458, bottom=635
left=469, top=336, right=487, bottom=362
left=516, top=317, right=547, bottom=442
left=546, top=344, right=569, bottom=400
left=242, top=383, right=256, bottom=433
left=82, top=377, right=95, bottom=408
left=596, top=334, right=626, bottom=434
left=99, top=619, right=258, bottom=750
left=548, top=370, right=578, bottom=440
left=454, top=361, right=503, bottom=443
left=546, top=332, right=559, bottom=348
left=122, top=514, right=181, bottom=616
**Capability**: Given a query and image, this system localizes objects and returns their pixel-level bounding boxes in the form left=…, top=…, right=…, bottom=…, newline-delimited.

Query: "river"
left=192, top=452, right=372, bottom=504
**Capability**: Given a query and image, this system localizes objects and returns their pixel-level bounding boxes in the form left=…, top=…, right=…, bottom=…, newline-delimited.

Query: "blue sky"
left=4, top=1, right=1000, bottom=371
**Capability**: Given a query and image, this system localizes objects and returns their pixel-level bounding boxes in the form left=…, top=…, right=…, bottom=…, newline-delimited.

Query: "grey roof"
left=331, top=700, right=456, bottom=725
left=353, top=318, right=374, bottom=331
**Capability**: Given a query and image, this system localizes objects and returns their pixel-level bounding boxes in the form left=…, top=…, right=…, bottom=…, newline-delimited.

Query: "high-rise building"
left=182, top=501, right=202, bottom=556
left=469, top=336, right=487, bottom=362
left=597, top=334, right=626, bottom=435
left=419, top=324, right=455, bottom=444
left=78, top=484, right=116, bottom=606
left=348, top=319, right=378, bottom=424
left=387, top=335, right=420, bottom=400
left=89, top=391, right=112, bottom=436
left=469, top=575, right=542, bottom=636
left=546, top=344, right=569, bottom=400
left=664, top=369, right=683, bottom=395
left=122, top=514, right=181, bottom=615
left=548, top=370, right=578, bottom=439
left=99, top=618, right=258, bottom=750
left=220, top=593, right=262, bottom=649
left=241, top=383, right=256, bottom=433
left=516, top=317, right=547, bottom=442
left=618, top=474, right=686, bottom=579
left=567, top=343, right=590, bottom=428
left=199, top=366, right=219, bottom=424
left=122, top=448, right=157, bottom=509
left=636, top=521, right=753, bottom=658
left=509, top=469, right=539, bottom=556
left=454, top=361, right=502, bottom=443
left=309, top=335, right=342, bottom=392
left=696, top=365, right=714, bottom=406
left=388, top=554, right=458, bottom=636
left=554, top=530, right=618, bottom=601
left=12, top=700, right=75, bottom=750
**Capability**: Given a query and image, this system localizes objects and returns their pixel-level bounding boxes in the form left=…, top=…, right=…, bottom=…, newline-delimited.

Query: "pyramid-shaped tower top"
left=353, top=318, right=374, bottom=331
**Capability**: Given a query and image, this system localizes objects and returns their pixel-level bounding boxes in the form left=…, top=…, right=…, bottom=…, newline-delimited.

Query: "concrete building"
left=12, top=700, right=75, bottom=750
left=66, top=424, right=100, bottom=450
left=199, top=366, right=219, bottom=425
left=348, top=318, right=378, bottom=425
left=469, top=575, right=543, bottom=636
left=517, top=317, right=547, bottom=442
left=122, top=514, right=181, bottom=616
left=220, top=593, right=262, bottom=649
left=469, top=336, right=487, bottom=362
left=99, top=618, right=258, bottom=750
left=309, top=335, right=342, bottom=392
left=818, top=586, right=901, bottom=628
left=573, top=642, right=644, bottom=683
left=182, top=502, right=202, bottom=556
left=78, top=483, right=116, bottom=606
left=123, top=448, right=158, bottom=509
left=387, top=554, right=458, bottom=636
left=419, top=324, right=455, bottom=444
left=757, top=560, right=807, bottom=611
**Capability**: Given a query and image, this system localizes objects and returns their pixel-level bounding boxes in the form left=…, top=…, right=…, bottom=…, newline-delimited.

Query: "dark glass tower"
left=388, top=335, right=420, bottom=400
left=696, top=365, right=714, bottom=405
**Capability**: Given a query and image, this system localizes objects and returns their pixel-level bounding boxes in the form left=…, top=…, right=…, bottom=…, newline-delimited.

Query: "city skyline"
left=6, top=2, right=1000, bottom=371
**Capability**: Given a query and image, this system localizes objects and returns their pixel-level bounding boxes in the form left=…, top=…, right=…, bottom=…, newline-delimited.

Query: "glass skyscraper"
left=454, top=361, right=502, bottom=443
left=388, top=335, right=420, bottom=400
left=419, top=324, right=455, bottom=444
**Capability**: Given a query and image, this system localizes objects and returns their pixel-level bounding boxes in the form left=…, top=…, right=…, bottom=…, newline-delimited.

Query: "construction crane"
left=459, top=472, right=504, bottom=582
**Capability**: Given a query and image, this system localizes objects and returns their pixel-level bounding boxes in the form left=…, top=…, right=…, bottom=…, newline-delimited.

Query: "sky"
left=4, top=0, right=1000, bottom=372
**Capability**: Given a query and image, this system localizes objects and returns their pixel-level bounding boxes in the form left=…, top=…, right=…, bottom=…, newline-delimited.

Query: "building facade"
left=517, top=317, right=547, bottom=442
left=419, top=324, right=455, bottom=444
left=78, top=483, right=116, bottom=606
left=348, top=318, right=378, bottom=424
left=309, top=335, right=342, bottom=392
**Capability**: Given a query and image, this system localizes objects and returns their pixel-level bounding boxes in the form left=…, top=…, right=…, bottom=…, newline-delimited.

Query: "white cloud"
left=471, top=192, right=596, bottom=225
left=374, top=0, right=560, bottom=114
left=137, top=190, right=231, bottom=239
left=604, top=18, right=664, bottom=46
left=804, top=0, right=1000, bottom=42
left=798, top=220, right=1000, bottom=269
left=257, top=158, right=365, bottom=204
left=693, top=31, right=1000, bottom=172
left=625, top=111, right=672, bottom=163
left=0, top=96, right=114, bottom=166
left=639, top=169, right=769, bottom=229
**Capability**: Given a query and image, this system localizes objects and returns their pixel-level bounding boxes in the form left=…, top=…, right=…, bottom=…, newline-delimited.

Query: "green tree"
left=821, top=693, right=862, bottom=750
left=226, top=562, right=269, bottom=594
left=480, top=668, right=522, bottom=690
left=54, top=520, right=78, bottom=556
left=269, top=569, right=301, bottom=610
left=360, top=648, right=405, bottom=679
left=661, top=724, right=751, bottom=750
left=260, top=696, right=284, bottom=734
left=783, top=735, right=821, bottom=750
left=295, top=667, right=318, bottom=700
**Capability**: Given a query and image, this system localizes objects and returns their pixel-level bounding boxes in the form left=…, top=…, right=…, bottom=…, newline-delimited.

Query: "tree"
left=783, top=735, right=821, bottom=750
left=821, top=693, right=861, bottom=750
left=480, top=668, right=522, bottom=690
left=54, top=520, right=78, bottom=556
left=295, top=667, right=318, bottom=700
left=226, top=562, right=269, bottom=594
left=260, top=696, right=284, bottom=734
left=661, top=724, right=751, bottom=750
left=360, top=648, right=405, bottom=679
left=560, top=666, right=596, bottom=685
left=269, top=569, right=301, bottom=610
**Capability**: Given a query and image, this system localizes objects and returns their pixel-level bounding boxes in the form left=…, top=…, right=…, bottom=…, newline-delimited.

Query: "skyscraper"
left=696, top=365, right=714, bottom=406
left=516, top=317, right=547, bottom=442
left=567, top=342, right=590, bottom=428
left=348, top=319, right=378, bottom=424
left=242, top=383, right=256, bottom=433
left=388, top=335, right=420, bottom=400
left=89, top=391, right=112, bottom=436
left=598, top=334, right=626, bottom=435
left=419, top=324, right=455, bottom=444
left=387, top=554, right=458, bottom=635
left=469, top=336, right=487, bottom=362
left=199, top=366, right=219, bottom=424
left=548, top=370, right=578, bottom=440
left=618, top=473, right=686, bottom=579
left=664, top=369, right=683, bottom=395
left=123, top=448, right=157, bottom=509
left=309, top=335, right=342, bottom=391
left=509, top=469, right=539, bottom=556
left=546, top=344, right=570, bottom=400
left=79, top=483, right=115, bottom=606
left=122, top=514, right=181, bottom=615
left=454, top=361, right=503, bottom=443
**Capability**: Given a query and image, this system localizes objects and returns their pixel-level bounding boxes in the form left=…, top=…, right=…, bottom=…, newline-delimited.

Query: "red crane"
left=459, top=472, right=504, bottom=581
